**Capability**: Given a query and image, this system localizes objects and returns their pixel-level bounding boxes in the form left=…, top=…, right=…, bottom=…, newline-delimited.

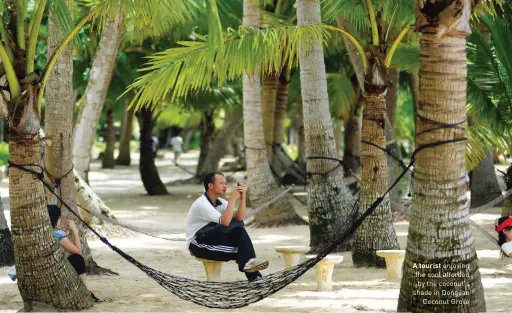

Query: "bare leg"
left=79, top=273, right=87, bottom=285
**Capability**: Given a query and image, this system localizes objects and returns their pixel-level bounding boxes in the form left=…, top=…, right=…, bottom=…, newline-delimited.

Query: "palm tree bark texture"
left=242, top=0, right=305, bottom=228
left=45, top=4, right=109, bottom=276
left=296, top=0, right=353, bottom=252
left=197, top=106, right=243, bottom=181
left=398, top=1, right=485, bottom=312
left=137, top=107, right=168, bottom=196
left=9, top=86, right=91, bottom=310
left=102, top=102, right=116, bottom=169
left=116, top=99, right=134, bottom=166
left=195, top=110, right=216, bottom=179
left=72, top=7, right=124, bottom=183
left=353, top=57, right=400, bottom=267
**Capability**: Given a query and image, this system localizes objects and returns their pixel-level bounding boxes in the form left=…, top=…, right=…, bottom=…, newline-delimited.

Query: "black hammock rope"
left=7, top=135, right=460, bottom=309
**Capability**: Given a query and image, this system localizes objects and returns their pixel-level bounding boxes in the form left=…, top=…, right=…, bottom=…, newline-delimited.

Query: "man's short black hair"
left=204, top=172, right=224, bottom=192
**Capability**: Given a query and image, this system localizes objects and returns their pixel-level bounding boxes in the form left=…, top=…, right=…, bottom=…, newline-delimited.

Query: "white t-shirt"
left=502, top=241, right=512, bottom=256
left=185, top=194, right=228, bottom=246
left=170, top=136, right=183, bottom=152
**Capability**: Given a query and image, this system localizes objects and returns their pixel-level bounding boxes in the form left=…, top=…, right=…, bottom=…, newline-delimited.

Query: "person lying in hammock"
left=495, top=216, right=512, bottom=258
left=185, top=172, right=269, bottom=281
left=47, top=205, right=101, bottom=302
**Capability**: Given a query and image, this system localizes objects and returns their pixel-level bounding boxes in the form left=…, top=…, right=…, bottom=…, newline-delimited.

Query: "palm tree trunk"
left=352, top=64, right=400, bottom=267
left=270, top=73, right=290, bottom=174
left=198, top=106, right=243, bottom=180
left=137, top=107, right=168, bottom=195
left=470, top=149, right=502, bottom=208
left=195, top=110, right=215, bottom=178
left=271, top=73, right=306, bottom=183
left=116, top=99, right=134, bottom=166
left=295, top=101, right=306, bottom=169
left=385, top=69, right=408, bottom=202
left=102, top=102, right=116, bottom=169
left=398, top=3, right=485, bottom=310
left=273, top=73, right=289, bottom=147
left=261, top=74, right=278, bottom=157
left=343, top=109, right=362, bottom=176
left=243, top=0, right=305, bottom=227
left=72, top=7, right=124, bottom=182
left=46, top=4, right=109, bottom=276
left=0, top=197, right=14, bottom=267
left=297, top=0, right=353, bottom=252
left=10, top=86, right=91, bottom=309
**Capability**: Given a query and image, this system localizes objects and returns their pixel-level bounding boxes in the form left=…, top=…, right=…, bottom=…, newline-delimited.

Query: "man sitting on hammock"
left=185, top=172, right=268, bottom=281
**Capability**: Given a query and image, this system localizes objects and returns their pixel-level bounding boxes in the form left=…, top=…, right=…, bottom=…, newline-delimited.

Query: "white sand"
left=1, top=152, right=511, bottom=312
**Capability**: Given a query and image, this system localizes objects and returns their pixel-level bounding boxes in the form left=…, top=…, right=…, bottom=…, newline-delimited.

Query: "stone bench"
left=275, top=246, right=309, bottom=268
left=376, top=250, right=406, bottom=281
left=195, top=258, right=224, bottom=281
left=305, top=255, right=344, bottom=291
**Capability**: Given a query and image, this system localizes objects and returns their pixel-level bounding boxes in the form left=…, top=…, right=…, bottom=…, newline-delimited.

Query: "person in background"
left=495, top=216, right=512, bottom=258
left=151, top=136, right=159, bottom=158
left=170, top=135, right=184, bottom=162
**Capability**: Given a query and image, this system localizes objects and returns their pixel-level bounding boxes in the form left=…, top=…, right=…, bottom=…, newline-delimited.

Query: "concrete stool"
left=305, top=255, right=344, bottom=291
left=196, top=258, right=223, bottom=281
left=376, top=250, right=406, bottom=281
left=275, top=246, right=309, bottom=268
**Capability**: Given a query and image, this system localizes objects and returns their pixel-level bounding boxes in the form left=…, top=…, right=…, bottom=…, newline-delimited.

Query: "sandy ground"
left=1, top=151, right=512, bottom=313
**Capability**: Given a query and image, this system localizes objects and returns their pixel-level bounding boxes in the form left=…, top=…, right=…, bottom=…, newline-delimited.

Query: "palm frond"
left=465, top=123, right=511, bottom=171
left=125, top=24, right=356, bottom=110
left=389, top=42, right=419, bottom=73
left=49, top=0, right=81, bottom=47
left=467, top=15, right=512, bottom=133
left=322, top=0, right=413, bottom=43
left=327, top=72, right=355, bottom=120
left=322, top=0, right=369, bottom=33
left=79, top=0, right=195, bottom=40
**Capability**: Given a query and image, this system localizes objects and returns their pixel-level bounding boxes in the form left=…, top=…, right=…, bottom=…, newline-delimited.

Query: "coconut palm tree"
left=0, top=0, right=193, bottom=308
left=397, top=1, right=486, bottom=311
left=325, top=0, right=414, bottom=266
left=45, top=0, right=112, bottom=276
left=295, top=0, right=356, bottom=251
left=241, top=0, right=305, bottom=227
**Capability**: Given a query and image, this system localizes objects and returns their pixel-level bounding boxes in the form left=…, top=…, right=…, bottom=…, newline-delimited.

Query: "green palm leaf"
left=125, top=24, right=348, bottom=110
left=326, top=73, right=355, bottom=120
left=79, top=0, right=195, bottom=39
left=465, top=123, right=510, bottom=171
left=389, top=43, right=419, bottom=73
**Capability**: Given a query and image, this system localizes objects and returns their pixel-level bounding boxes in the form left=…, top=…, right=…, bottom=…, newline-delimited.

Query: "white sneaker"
left=243, top=258, right=269, bottom=272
